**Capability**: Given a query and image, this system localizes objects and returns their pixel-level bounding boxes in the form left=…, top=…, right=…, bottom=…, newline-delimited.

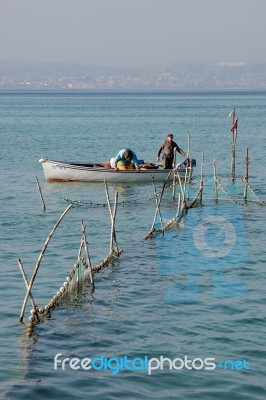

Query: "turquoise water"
left=0, top=91, right=266, bottom=399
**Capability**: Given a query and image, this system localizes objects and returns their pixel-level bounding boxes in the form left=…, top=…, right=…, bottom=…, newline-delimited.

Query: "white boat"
left=39, top=157, right=195, bottom=183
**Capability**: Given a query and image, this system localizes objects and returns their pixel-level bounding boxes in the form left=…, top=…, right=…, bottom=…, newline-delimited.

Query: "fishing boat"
left=39, top=157, right=196, bottom=183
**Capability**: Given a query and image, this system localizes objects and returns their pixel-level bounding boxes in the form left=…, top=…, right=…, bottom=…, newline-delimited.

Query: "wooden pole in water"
left=176, top=192, right=181, bottom=217
left=144, top=175, right=164, bottom=238
left=19, top=203, right=73, bottom=322
left=78, top=237, right=84, bottom=260
left=187, top=133, right=191, bottom=157
left=81, top=219, right=94, bottom=286
left=244, top=147, right=249, bottom=200
left=144, top=171, right=172, bottom=239
left=231, top=135, right=235, bottom=181
left=104, top=180, right=120, bottom=255
left=230, top=109, right=235, bottom=181
left=199, top=151, right=204, bottom=205
left=112, top=192, right=119, bottom=254
left=81, top=219, right=91, bottom=268
left=172, top=149, right=177, bottom=201
left=233, top=121, right=238, bottom=181
left=104, top=180, right=113, bottom=252
left=35, top=176, right=46, bottom=211
left=213, top=159, right=218, bottom=203
left=109, top=192, right=119, bottom=254
left=176, top=169, right=186, bottom=208
left=230, top=109, right=238, bottom=181
left=151, top=175, right=164, bottom=232
left=18, top=259, right=36, bottom=309
left=201, top=152, right=204, bottom=182
left=186, top=134, right=191, bottom=198
left=182, top=134, right=190, bottom=192
left=183, top=163, right=188, bottom=200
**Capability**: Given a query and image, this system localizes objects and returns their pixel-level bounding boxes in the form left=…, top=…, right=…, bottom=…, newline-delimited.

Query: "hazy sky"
left=1, top=0, right=265, bottom=67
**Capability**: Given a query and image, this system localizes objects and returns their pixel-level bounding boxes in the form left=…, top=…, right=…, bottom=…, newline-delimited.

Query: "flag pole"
left=230, top=108, right=237, bottom=181
left=244, top=147, right=249, bottom=200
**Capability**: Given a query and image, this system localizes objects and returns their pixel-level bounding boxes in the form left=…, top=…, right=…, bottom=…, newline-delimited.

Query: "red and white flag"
left=230, top=119, right=238, bottom=132
left=229, top=109, right=235, bottom=118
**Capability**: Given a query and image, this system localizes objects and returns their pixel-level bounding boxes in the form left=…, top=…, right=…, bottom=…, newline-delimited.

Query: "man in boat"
left=157, top=134, right=187, bottom=169
left=114, top=149, right=140, bottom=172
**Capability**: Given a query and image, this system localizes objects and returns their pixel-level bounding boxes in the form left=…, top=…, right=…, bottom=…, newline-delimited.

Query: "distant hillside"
left=1, top=59, right=266, bottom=89
left=0, top=59, right=150, bottom=77
left=0, top=59, right=101, bottom=76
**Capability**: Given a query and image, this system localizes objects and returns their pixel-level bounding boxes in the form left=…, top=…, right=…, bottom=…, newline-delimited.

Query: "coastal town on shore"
left=1, top=61, right=266, bottom=90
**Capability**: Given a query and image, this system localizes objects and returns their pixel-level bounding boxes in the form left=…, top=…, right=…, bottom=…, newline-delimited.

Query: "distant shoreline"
left=1, top=88, right=266, bottom=95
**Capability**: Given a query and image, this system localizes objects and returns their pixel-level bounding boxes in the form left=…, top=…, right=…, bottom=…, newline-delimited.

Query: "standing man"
left=157, top=134, right=187, bottom=169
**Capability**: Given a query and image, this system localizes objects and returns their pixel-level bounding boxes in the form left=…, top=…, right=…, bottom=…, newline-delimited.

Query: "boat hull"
left=39, top=158, right=193, bottom=183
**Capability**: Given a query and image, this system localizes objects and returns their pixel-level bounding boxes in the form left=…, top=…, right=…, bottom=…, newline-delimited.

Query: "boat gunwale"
left=42, top=159, right=189, bottom=174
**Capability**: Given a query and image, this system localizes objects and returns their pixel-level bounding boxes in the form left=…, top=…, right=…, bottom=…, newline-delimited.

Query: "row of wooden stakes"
left=18, top=181, right=122, bottom=337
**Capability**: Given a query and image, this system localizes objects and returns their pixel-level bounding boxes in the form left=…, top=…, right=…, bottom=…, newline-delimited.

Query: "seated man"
left=113, top=149, right=140, bottom=171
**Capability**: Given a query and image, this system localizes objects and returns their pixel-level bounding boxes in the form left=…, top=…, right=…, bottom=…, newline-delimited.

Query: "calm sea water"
left=0, top=90, right=266, bottom=399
